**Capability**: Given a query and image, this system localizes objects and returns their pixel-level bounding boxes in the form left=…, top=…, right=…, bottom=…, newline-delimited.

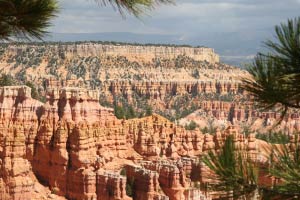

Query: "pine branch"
left=241, top=17, right=300, bottom=120
left=0, top=0, right=59, bottom=40
left=94, top=0, right=175, bottom=17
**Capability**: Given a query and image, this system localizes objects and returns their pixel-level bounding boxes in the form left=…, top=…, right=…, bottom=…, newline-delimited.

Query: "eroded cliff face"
left=3, top=42, right=297, bottom=134
left=0, top=86, right=64, bottom=200
left=33, top=87, right=131, bottom=200
left=1, top=42, right=298, bottom=200
left=101, top=79, right=241, bottom=102
left=179, top=100, right=300, bottom=135
left=0, top=85, right=271, bottom=200
left=2, top=43, right=220, bottom=63
left=0, top=42, right=252, bottom=126
left=0, top=86, right=132, bottom=200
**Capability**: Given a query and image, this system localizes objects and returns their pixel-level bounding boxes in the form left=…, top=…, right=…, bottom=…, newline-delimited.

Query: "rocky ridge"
left=2, top=42, right=219, bottom=63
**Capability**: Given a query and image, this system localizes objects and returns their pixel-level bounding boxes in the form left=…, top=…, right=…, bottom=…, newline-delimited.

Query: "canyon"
left=0, top=42, right=299, bottom=199
left=0, top=85, right=273, bottom=200
left=1, top=42, right=299, bottom=135
left=0, top=42, right=249, bottom=121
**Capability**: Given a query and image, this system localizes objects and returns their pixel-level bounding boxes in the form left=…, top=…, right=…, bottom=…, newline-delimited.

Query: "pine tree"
left=242, top=18, right=300, bottom=118
left=202, top=136, right=258, bottom=199
left=0, top=0, right=58, bottom=40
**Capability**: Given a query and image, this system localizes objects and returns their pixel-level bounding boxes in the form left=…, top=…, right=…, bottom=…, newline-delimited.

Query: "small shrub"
left=185, top=120, right=198, bottom=130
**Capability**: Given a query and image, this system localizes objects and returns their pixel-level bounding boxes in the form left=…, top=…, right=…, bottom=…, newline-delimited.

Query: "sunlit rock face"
left=1, top=42, right=299, bottom=200
left=0, top=85, right=283, bottom=200
left=0, top=42, right=255, bottom=132
left=32, top=87, right=129, bottom=200
left=0, top=86, right=64, bottom=200
left=4, top=43, right=220, bottom=63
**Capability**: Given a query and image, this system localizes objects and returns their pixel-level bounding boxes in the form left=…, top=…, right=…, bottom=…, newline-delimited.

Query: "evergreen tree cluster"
left=114, top=104, right=153, bottom=120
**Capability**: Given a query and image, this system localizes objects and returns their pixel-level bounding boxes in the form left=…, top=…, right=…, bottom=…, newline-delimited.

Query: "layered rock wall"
left=104, top=80, right=240, bottom=103
left=0, top=85, right=279, bottom=200
left=96, top=171, right=130, bottom=200
left=33, top=87, right=129, bottom=199
left=0, top=86, right=130, bottom=200
left=125, top=165, right=169, bottom=200
left=5, top=43, right=220, bottom=63
left=0, top=86, right=63, bottom=200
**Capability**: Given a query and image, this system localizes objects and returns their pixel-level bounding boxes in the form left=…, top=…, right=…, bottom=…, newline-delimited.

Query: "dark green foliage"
left=202, top=132, right=300, bottom=199
left=200, top=127, right=209, bottom=134
left=120, top=168, right=126, bottom=176
left=114, top=104, right=138, bottom=120
left=200, top=126, right=217, bottom=135
left=145, top=105, right=153, bottom=116
left=119, top=168, right=135, bottom=198
left=126, top=105, right=136, bottom=119
left=242, top=18, right=300, bottom=119
left=0, top=74, right=16, bottom=86
left=180, top=108, right=194, bottom=118
left=0, top=0, right=58, bottom=40
left=99, top=96, right=113, bottom=108
left=169, top=95, right=198, bottom=120
left=1, top=0, right=174, bottom=40
left=39, top=95, right=47, bottom=103
left=0, top=0, right=173, bottom=41
left=114, top=105, right=126, bottom=119
left=25, top=81, right=47, bottom=102
left=267, top=134, right=300, bottom=197
left=202, top=136, right=258, bottom=199
left=25, top=81, right=38, bottom=99
left=185, top=120, right=197, bottom=130
left=126, top=178, right=135, bottom=197
left=255, top=132, right=290, bottom=144
left=111, top=94, right=153, bottom=119
left=96, top=0, right=174, bottom=17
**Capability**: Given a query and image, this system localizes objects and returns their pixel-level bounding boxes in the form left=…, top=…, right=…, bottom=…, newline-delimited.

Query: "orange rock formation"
left=0, top=85, right=286, bottom=200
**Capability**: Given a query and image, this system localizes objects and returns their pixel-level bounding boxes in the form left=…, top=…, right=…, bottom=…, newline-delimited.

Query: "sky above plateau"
left=48, top=0, right=300, bottom=64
